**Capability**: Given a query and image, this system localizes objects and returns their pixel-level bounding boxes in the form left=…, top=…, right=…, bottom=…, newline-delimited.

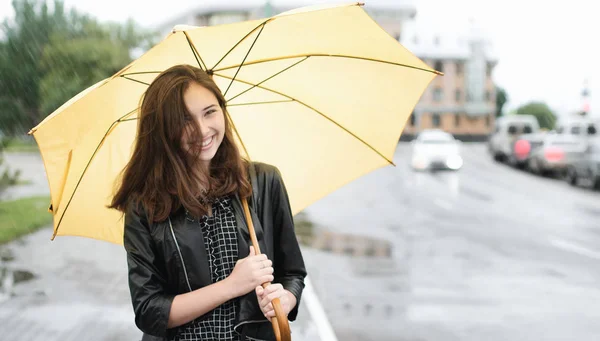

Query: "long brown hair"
left=109, top=64, right=251, bottom=222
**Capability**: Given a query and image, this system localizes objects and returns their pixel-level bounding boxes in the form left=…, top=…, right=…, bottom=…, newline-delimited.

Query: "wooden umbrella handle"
left=241, top=198, right=291, bottom=341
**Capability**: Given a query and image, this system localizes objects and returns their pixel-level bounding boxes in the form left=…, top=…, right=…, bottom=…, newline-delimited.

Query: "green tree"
left=515, top=101, right=557, bottom=130
left=495, top=86, right=507, bottom=117
left=0, top=0, right=156, bottom=136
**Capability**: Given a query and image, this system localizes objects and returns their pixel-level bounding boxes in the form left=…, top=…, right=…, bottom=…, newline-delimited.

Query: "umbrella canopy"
left=29, top=2, right=438, bottom=245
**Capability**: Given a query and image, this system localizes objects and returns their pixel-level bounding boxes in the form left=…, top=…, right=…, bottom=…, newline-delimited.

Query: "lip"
left=201, top=135, right=214, bottom=151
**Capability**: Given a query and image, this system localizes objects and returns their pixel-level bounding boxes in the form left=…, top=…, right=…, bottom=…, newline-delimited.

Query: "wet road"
left=0, top=152, right=321, bottom=341
left=3, top=144, right=600, bottom=340
left=301, top=142, right=600, bottom=341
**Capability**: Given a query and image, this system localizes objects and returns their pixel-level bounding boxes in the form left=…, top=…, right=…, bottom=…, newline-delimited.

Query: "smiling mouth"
left=201, top=135, right=214, bottom=150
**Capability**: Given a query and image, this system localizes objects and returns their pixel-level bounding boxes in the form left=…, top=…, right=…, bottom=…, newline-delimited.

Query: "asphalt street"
left=301, top=142, right=600, bottom=341
left=2, top=143, right=600, bottom=340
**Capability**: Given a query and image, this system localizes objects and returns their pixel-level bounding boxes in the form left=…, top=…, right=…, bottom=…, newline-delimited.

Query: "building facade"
left=400, top=21, right=498, bottom=141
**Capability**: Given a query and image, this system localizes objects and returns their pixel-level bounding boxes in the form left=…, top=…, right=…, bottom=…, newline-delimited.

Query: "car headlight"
left=446, top=155, right=463, bottom=170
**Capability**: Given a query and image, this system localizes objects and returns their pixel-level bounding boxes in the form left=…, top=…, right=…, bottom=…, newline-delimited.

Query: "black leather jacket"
left=124, top=162, right=307, bottom=340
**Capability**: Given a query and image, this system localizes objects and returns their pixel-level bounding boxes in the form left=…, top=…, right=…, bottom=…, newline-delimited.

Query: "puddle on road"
left=294, top=214, right=408, bottom=323
left=0, top=247, right=37, bottom=302
left=294, top=213, right=393, bottom=259
left=0, top=248, right=15, bottom=262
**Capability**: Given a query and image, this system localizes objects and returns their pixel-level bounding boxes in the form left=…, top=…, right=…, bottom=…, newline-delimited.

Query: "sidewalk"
left=0, top=226, right=322, bottom=341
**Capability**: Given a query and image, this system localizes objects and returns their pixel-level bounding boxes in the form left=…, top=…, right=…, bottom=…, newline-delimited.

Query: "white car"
left=410, top=130, right=463, bottom=171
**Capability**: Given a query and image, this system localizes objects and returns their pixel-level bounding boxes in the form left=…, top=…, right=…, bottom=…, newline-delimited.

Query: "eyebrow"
left=203, top=104, right=217, bottom=112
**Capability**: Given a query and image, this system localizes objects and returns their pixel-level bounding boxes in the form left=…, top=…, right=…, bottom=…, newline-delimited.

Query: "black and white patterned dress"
left=171, top=196, right=243, bottom=341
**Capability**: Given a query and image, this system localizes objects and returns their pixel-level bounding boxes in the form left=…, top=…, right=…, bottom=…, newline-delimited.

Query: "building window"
left=432, top=114, right=441, bottom=127
left=434, top=60, right=443, bottom=72
left=455, top=89, right=461, bottom=102
left=455, top=114, right=460, bottom=127
left=486, top=63, right=493, bottom=77
left=486, top=115, right=491, bottom=127
left=410, top=112, right=416, bottom=126
left=433, top=88, right=443, bottom=102
left=486, top=91, right=492, bottom=102
left=456, top=62, right=464, bottom=75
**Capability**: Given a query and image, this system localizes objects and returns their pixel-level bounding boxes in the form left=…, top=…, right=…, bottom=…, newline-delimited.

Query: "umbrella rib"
left=214, top=73, right=395, bottom=166
left=213, top=54, right=442, bottom=76
left=227, top=100, right=294, bottom=107
left=212, top=21, right=269, bottom=71
left=120, top=75, right=150, bottom=86
left=52, top=108, right=138, bottom=237
left=223, top=23, right=266, bottom=98
left=226, top=56, right=309, bottom=103
left=183, top=31, right=208, bottom=71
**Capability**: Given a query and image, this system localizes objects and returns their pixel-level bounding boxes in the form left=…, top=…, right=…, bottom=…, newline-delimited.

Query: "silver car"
left=527, top=134, right=586, bottom=176
left=410, top=130, right=463, bottom=171
left=565, top=137, right=600, bottom=189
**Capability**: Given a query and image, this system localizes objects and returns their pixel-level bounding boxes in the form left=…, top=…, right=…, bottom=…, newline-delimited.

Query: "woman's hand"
left=255, top=283, right=297, bottom=319
left=226, top=246, right=274, bottom=297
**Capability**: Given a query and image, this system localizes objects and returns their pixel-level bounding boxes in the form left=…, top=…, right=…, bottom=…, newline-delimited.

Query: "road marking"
left=433, top=198, right=453, bottom=211
left=303, top=276, right=338, bottom=341
left=549, top=237, right=600, bottom=260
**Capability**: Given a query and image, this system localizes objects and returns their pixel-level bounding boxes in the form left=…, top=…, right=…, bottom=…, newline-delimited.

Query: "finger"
left=249, top=246, right=255, bottom=256
left=255, top=285, right=264, bottom=297
left=266, top=309, right=276, bottom=318
left=260, top=274, right=274, bottom=284
left=251, top=254, right=268, bottom=262
left=260, top=289, right=283, bottom=307
left=259, top=294, right=272, bottom=309
left=260, top=266, right=274, bottom=276
left=264, top=283, right=282, bottom=295
left=266, top=290, right=285, bottom=303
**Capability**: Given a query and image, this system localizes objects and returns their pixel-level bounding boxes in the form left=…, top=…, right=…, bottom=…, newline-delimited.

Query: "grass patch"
left=0, top=196, right=52, bottom=244
left=3, top=138, right=39, bottom=153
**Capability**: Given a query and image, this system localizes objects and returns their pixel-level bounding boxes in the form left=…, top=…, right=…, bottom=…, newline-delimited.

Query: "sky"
left=1, top=0, right=598, bottom=118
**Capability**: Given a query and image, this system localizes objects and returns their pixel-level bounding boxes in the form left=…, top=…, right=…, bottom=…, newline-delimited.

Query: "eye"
left=205, top=109, right=217, bottom=116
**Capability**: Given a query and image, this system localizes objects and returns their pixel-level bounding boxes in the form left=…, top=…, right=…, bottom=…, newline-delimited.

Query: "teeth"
left=202, top=136, right=212, bottom=147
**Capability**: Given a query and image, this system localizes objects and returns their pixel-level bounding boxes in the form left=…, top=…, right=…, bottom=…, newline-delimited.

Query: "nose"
left=197, top=120, right=211, bottom=139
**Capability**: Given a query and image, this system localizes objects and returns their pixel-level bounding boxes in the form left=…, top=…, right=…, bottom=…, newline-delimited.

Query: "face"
left=182, top=82, right=226, bottom=168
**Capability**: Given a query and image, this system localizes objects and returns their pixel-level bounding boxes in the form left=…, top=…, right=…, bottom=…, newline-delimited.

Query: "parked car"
left=410, top=129, right=463, bottom=171
left=488, top=115, right=540, bottom=165
left=527, top=134, right=586, bottom=176
left=555, top=117, right=598, bottom=138
left=565, top=137, right=600, bottom=189
left=511, top=132, right=547, bottom=167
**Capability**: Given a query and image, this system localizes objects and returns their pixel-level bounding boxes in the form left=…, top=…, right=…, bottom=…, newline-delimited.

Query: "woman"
left=109, top=64, right=307, bottom=341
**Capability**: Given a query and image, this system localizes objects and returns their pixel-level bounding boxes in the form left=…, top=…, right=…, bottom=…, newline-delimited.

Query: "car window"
left=507, top=125, right=518, bottom=134
left=588, top=125, right=597, bottom=135
left=523, top=125, right=533, bottom=134
left=571, top=126, right=581, bottom=135
left=418, top=133, right=454, bottom=143
left=556, top=126, right=565, bottom=134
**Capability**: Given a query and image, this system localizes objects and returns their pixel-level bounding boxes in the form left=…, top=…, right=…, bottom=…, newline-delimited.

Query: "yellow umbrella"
left=29, top=2, right=438, bottom=245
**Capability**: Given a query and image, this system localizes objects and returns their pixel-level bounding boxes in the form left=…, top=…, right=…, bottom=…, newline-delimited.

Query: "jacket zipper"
left=168, top=217, right=193, bottom=292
